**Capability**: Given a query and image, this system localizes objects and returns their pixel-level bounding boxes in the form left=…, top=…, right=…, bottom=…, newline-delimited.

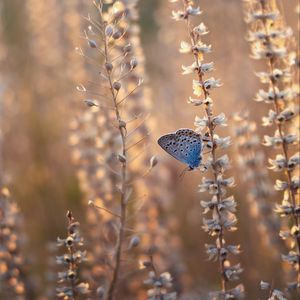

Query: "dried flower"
left=171, top=0, right=244, bottom=298
left=56, top=211, right=90, bottom=299
left=244, top=0, right=300, bottom=290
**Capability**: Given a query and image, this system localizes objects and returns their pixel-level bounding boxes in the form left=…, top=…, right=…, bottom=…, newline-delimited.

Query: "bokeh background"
left=0, top=0, right=299, bottom=299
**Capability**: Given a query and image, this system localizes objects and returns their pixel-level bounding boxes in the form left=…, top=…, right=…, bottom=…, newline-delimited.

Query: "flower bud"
left=105, top=62, right=113, bottom=72
left=105, top=25, right=114, bottom=37
left=118, top=154, right=126, bottom=163
left=150, top=156, right=158, bottom=168
left=128, top=235, right=140, bottom=249
left=112, top=30, right=122, bottom=40
left=113, top=81, right=121, bottom=91
left=88, top=39, right=97, bottom=48
left=130, top=58, right=138, bottom=69
left=123, top=43, right=132, bottom=54
left=84, top=99, right=98, bottom=107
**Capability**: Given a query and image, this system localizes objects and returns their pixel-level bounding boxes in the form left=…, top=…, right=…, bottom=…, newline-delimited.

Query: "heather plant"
left=244, top=0, right=300, bottom=293
left=170, top=0, right=244, bottom=298
left=74, top=1, right=168, bottom=299
left=232, top=112, right=284, bottom=256
left=56, top=211, right=90, bottom=299
left=0, top=188, right=27, bottom=300
left=143, top=252, right=177, bottom=300
left=115, top=1, right=184, bottom=287
left=259, top=280, right=288, bottom=300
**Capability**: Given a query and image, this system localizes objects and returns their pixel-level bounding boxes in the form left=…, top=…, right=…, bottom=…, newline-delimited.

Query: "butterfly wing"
left=158, top=129, right=202, bottom=168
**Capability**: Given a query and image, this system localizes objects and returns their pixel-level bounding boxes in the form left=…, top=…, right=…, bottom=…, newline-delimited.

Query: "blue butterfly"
left=158, top=128, right=203, bottom=170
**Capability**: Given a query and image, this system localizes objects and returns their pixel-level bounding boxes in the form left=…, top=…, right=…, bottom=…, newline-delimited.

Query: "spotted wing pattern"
left=158, top=129, right=202, bottom=168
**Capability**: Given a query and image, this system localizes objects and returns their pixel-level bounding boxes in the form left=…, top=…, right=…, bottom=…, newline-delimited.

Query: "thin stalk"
left=68, top=226, right=78, bottom=300
left=259, top=0, right=300, bottom=284
left=101, top=16, right=128, bottom=300
left=183, top=0, right=227, bottom=292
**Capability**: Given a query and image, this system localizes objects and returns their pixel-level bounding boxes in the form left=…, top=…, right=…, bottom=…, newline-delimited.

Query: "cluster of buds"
left=0, top=188, right=27, bottom=300
left=115, top=2, right=184, bottom=296
left=143, top=254, right=177, bottom=300
left=56, top=211, right=89, bottom=299
left=144, top=271, right=177, bottom=300
left=260, top=280, right=287, bottom=300
left=75, top=1, right=163, bottom=299
left=244, top=0, right=300, bottom=292
left=69, top=103, right=119, bottom=294
left=171, top=0, right=243, bottom=298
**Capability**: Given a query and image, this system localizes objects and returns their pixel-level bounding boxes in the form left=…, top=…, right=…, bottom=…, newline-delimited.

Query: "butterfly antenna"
left=178, top=166, right=192, bottom=180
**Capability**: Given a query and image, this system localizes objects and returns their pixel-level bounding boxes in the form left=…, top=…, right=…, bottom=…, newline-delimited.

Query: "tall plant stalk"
left=76, top=1, right=153, bottom=298
left=171, top=1, right=244, bottom=298
left=244, top=0, right=300, bottom=293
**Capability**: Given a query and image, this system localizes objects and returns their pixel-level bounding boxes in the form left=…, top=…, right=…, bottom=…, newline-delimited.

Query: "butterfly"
left=158, top=128, right=203, bottom=170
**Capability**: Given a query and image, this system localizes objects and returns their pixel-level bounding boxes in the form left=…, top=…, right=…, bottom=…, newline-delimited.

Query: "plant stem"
left=183, top=0, right=227, bottom=292
left=259, top=0, right=300, bottom=284
left=102, top=20, right=128, bottom=300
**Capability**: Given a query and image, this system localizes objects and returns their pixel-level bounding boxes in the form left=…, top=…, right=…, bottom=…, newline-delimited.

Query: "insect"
left=158, top=128, right=203, bottom=170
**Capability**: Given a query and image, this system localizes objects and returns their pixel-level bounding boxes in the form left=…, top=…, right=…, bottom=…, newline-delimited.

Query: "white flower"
left=179, top=40, right=192, bottom=53
left=274, top=180, right=289, bottom=191
left=187, top=97, right=203, bottom=106
left=263, top=135, right=283, bottom=147
left=268, top=154, right=286, bottom=171
left=255, top=68, right=291, bottom=83
left=251, top=42, right=287, bottom=59
left=193, top=79, right=202, bottom=96
left=193, top=41, right=212, bottom=54
left=200, top=62, right=214, bottom=73
left=205, top=243, right=218, bottom=261
left=276, top=108, right=295, bottom=123
left=186, top=6, right=202, bottom=16
left=182, top=62, right=198, bottom=75
left=260, top=280, right=271, bottom=290
left=224, top=263, right=243, bottom=281
left=245, top=10, right=279, bottom=23
left=214, top=135, right=231, bottom=149
left=288, top=152, right=300, bottom=170
left=212, top=113, right=227, bottom=127
left=194, top=115, right=208, bottom=130
left=282, top=252, right=298, bottom=265
left=227, top=245, right=241, bottom=255
left=219, top=196, right=237, bottom=213
left=193, top=22, right=208, bottom=35
left=271, top=289, right=287, bottom=300
left=215, top=155, right=230, bottom=171
left=256, top=88, right=291, bottom=103
left=274, top=201, right=293, bottom=216
left=203, top=77, right=222, bottom=90
left=172, top=10, right=186, bottom=21
left=262, top=110, right=277, bottom=126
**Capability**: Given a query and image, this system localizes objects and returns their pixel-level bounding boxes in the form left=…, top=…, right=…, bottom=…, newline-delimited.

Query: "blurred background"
left=0, top=0, right=299, bottom=299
